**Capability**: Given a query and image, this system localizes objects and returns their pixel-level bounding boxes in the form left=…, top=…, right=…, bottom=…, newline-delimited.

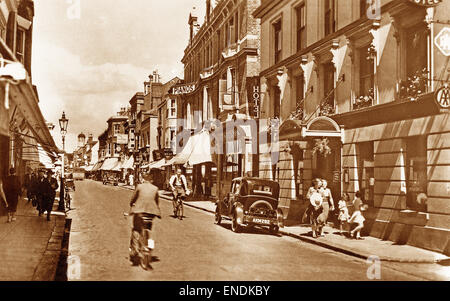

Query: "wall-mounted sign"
left=435, top=85, right=450, bottom=109
left=172, top=84, right=196, bottom=95
left=435, top=27, right=450, bottom=57
left=115, top=134, right=128, bottom=144
left=246, top=77, right=261, bottom=119
left=408, top=0, right=442, bottom=6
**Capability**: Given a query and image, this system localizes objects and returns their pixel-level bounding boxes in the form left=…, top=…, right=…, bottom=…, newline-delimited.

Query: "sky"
left=32, top=0, right=206, bottom=153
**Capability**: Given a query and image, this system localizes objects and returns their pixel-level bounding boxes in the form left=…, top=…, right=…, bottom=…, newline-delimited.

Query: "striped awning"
left=100, top=158, right=119, bottom=171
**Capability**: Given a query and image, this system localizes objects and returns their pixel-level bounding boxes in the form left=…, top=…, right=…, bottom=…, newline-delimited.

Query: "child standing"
left=348, top=191, right=366, bottom=240
left=338, top=193, right=350, bottom=235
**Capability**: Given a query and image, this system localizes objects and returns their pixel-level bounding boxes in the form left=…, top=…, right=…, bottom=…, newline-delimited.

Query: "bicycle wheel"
left=177, top=202, right=183, bottom=220
left=139, top=230, right=151, bottom=270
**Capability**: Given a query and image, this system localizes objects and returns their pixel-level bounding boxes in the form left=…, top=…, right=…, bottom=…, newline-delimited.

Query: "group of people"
left=305, top=178, right=367, bottom=240
left=0, top=168, right=59, bottom=223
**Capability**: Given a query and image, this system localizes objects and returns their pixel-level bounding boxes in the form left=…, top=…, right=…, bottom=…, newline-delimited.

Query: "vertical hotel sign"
left=246, top=77, right=261, bottom=119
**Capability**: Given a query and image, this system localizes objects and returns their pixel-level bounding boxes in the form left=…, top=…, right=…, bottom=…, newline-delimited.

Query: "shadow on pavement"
left=217, top=223, right=282, bottom=237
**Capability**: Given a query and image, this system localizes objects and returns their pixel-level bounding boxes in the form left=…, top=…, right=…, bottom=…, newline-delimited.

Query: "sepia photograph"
left=0, top=0, right=449, bottom=289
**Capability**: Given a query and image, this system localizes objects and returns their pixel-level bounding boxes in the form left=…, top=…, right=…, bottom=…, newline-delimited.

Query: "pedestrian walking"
left=305, top=178, right=324, bottom=238
left=316, top=179, right=335, bottom=237
left=348, top=191, right=367, bottom=240
left=4, top=168, right=21, bottom=223
left=42, top=170, right=59, bottom=221
left=36, top=169, right=46, bottom=215
left=30, top=171, right=39, bottom=207
left=337, top=193, right=351, bottom=235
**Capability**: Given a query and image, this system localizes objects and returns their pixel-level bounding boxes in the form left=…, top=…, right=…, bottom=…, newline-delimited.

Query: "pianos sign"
left=172, top=84, right=196, bottom=95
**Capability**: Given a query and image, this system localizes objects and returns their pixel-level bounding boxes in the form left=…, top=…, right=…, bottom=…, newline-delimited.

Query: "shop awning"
left=91, top=161, right=103, bottom=172
left=188, top=130, right=213, bottom=165
left=146, top=158, right=168, bottom=170
left=111, top=160, right=123, bottom=171
left=37, top=144, right=55, bottom=169
left=162, top=130, right=213, bottom=167
left=100, top=158, right=119, bottom=171
left=121, top=156, right=134, bottom=170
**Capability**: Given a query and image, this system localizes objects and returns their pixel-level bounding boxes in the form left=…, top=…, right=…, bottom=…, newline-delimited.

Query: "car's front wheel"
left=231, top=212, right=241, bottom=233
left=214, top=207, right=222, bottom=225
left=269, top=225, right=279, bottom=235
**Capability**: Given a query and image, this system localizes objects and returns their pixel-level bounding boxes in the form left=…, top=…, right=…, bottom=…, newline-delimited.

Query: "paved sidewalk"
left=0, top=196, right=66, bottom=281
left=160, top=197, right=449, bottom=264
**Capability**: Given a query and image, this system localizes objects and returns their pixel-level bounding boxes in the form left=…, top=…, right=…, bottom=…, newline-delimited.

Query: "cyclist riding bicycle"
left=169, top=168, right=190, bottom=216
left=129, top=173, right=161, bottom=266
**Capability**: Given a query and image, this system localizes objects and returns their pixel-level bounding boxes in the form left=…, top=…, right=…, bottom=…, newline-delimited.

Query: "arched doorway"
left=304, top=117, right=343, bottom=207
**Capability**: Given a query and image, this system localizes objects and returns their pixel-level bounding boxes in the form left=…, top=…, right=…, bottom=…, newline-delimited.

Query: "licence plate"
left=252, top=218, right=271, bottom=225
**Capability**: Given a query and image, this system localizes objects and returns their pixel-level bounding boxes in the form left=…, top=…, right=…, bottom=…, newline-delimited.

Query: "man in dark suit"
left=36, top=169, right=46, bottom=216
left=42, top=170, right=59, bottom=221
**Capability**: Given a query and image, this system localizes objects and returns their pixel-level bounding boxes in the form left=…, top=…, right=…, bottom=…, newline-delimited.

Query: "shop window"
left=405, top=136, right=428, bottom=212
left=296, top=4, right=306, bottom=52
left=273, top=19, right=282, bottom=64
left=356, top=141, right=374, bottom=207
left=324, top=0, right=336, bottom=36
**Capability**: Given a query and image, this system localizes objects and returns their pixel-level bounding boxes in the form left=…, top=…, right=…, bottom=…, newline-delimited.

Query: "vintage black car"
left=215, top=178, right=284, bottom=234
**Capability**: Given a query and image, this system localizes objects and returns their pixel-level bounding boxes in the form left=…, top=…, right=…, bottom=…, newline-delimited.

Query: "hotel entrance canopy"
left=279, top=116, right=343, bottom=142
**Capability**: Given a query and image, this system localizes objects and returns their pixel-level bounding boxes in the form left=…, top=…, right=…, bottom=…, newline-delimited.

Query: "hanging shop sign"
left=435, top=27, right=450, bottom=57
left=172, top=84, right=196, bottom=95
left=408, top=0, right=442, bottom=6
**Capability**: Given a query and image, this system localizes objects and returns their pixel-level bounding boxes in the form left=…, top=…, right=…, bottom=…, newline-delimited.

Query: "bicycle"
left=174, top=195, right=184, bottom=220
left=125, top=213, right=161, bottom=271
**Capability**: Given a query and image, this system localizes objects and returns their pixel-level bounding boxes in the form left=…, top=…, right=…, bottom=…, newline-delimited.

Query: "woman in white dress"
left=316, top=179, right=335, bottom=237
left=306, top=179, right=323, bottom=238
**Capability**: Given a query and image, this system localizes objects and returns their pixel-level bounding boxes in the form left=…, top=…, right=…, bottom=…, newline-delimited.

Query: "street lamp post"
left=58, top=112, right=69, bottom=211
